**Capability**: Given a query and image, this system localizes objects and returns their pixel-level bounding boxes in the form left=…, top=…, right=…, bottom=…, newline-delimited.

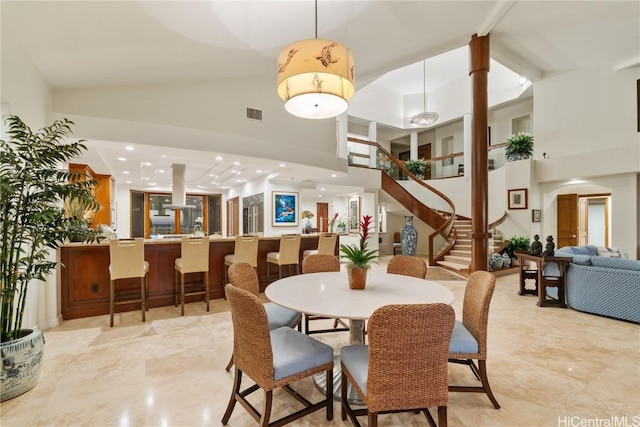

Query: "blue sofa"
left=554, top=245, right=640, bottom=323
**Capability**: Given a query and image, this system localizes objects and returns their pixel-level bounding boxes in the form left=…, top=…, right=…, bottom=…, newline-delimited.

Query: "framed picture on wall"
left=347, top=195, right=360, bottom=233
left=532, top=209, right=542, bottom=222
left=272, top=191, right=298, bottom=226
left=508, top=188, right=528, bottom=210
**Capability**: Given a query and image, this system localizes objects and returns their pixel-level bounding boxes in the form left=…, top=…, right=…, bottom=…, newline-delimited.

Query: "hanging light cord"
left=422, top=59, right=426, bottom=112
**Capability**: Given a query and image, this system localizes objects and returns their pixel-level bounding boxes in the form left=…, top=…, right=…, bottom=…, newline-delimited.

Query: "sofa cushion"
left=557, top=246, right=597, bottom=256
left=570, top=254, right=592, bottom=266
left=590, top=256, right=640, bottom=271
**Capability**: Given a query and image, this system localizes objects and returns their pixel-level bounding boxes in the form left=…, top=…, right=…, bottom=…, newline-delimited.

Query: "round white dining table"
left=265, top=270, right=455, bottom=402
left=265, top=270, right=455, bottom=345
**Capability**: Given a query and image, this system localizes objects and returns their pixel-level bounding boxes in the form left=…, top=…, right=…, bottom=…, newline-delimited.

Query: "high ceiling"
left=2, top=1, right=638, bottom=194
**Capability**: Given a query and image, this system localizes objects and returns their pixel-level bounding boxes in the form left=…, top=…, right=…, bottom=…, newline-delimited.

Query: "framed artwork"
left=532, top=209, right=542, bottom=223
left=347, top=195, right=360, bottom=233
left=272, top=191, right=298, bottom=227
left=508, top=188, right=528, bottom=210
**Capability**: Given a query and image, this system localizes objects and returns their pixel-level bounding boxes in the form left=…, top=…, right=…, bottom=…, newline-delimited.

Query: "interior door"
left=316, top=202, right=329, bottom=232
left=557, top=194, right=578, bottom=248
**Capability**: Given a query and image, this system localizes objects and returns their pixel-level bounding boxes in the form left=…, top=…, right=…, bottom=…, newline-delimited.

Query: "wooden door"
left=418, top=143, right=432, bottom=179
left=557, top=194, right=578, bottom=248
left=227, top=197, right=239, bottom=237
left=316, top=202, right=329, bottom=232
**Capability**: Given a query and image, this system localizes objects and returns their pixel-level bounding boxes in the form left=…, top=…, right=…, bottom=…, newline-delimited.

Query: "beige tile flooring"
left=2, top=259, right=639, bottom=427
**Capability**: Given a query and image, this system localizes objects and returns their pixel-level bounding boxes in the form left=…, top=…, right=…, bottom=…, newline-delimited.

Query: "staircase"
left=437, top=217, right=472, bottom=275
left=436, top=217, right=505, bottom=277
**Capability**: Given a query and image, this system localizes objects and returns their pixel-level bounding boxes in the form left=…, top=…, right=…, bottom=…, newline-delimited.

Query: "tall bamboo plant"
left=0, top=115, right=100, bottom=342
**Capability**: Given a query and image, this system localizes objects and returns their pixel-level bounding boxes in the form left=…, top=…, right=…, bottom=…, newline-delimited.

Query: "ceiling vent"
left=246, top=107, right=263, bottom=121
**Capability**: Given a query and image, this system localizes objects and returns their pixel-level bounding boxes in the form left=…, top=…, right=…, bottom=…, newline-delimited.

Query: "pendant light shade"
left=276, top=1, right=355, bottom=119
left=277, top=39, right=355, bottom=119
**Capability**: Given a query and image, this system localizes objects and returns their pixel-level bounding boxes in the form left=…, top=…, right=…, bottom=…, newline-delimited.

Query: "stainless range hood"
left=164, top=163, right=195, bottom=210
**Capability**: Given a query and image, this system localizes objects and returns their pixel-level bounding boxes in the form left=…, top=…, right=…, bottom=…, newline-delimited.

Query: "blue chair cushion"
left=340, top=345, right=369, bottom=395
left=265, top=303, right=301, bottom=330
left=270, top=327, right=334, bottom=381
left=449, top=320, right=478, bottom=354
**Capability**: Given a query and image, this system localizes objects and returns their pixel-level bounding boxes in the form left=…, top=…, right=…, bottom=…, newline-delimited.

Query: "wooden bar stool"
left=108, top=238, right=149, bottom=327
left=266, top=234, right=301, bottom=282
left=302, top=233, right=337, bottom=258
left=223, top=235, right=258, bottom=283
left=174, top=236, right=210, bottom=315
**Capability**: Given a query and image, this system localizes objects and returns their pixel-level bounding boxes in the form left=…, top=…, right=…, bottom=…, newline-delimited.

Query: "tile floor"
left=2, top=259, right=639, bottom=427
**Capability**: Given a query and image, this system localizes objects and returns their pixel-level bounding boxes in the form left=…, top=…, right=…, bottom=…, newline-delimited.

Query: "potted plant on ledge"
left=0, top=115, right=101, bottom=401
left=339, top=215, right=379, bottom=289
left=505, top=132, right=534, bottom=161
left=404, top=158, right=427, bottom=179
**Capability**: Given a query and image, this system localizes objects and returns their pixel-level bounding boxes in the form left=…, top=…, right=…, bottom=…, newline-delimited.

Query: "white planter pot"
left=1, top=327, right=45, bottom=402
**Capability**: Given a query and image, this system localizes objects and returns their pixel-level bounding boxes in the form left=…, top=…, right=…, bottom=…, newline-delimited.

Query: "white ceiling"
left=2, top=1, right=638, bottom=194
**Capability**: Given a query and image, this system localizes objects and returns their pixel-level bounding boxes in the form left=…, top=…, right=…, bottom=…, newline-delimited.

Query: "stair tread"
left=444, top=255, right=472, bottom=262
left=437, top=260, right=469, bottom=271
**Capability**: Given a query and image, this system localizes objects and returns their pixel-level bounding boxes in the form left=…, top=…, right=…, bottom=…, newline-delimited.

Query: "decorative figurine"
left=542, top=235, right=555, bottom=257
left=529, top=234, right=543, bottom=256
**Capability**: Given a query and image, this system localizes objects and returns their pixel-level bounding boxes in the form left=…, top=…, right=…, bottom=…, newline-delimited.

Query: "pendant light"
left=276, top=0, right=355, bottom=119
left=410, top=60, right=439, bottom=126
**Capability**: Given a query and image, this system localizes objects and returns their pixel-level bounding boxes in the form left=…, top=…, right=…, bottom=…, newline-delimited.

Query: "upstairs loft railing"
left=348, top=143, right=507, bottom=180
left=347, top=137, right=456, bottom=265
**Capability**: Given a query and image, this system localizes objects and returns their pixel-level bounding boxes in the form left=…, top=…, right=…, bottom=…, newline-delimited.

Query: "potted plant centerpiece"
left=505, top=132, right=534, bottom=161
left=339, top=215, right=379, bottom=289
left=0, top=115, right=101, bottom=401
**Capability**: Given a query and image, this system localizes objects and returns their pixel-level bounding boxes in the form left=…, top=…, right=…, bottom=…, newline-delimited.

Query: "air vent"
left=246, top=107, right=263, bottom=121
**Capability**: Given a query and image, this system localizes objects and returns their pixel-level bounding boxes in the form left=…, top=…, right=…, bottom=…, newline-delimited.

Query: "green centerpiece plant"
left=404, top=158, right=427, bottom=179
left=0, top=115, right=101, bottom=401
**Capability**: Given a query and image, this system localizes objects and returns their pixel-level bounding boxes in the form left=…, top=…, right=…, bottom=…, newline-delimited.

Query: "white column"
left=368, top=121, right=377, bottom=168
left=337, top=113, right=348, bottom=159
left=463, top=113, right=472, bottom=177
left=410, top=131, right=418, bottom=160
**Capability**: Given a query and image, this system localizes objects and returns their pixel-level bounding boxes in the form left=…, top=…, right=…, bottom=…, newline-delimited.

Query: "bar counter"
left=58, top=235, right=323, bottom=320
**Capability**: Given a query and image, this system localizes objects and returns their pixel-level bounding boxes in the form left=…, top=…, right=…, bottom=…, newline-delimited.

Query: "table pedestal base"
left=313, top=357, right=363, bottom=405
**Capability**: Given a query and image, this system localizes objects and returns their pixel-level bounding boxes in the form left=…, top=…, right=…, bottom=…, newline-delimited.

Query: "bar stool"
left=174, top=236, right=210, bottom=315
left=223, top=235, right=259, bottom=283
left=266, top=234, right=301, bottom=282
left=108, top=238, right=149, bottom=327
left=302, top=233, right=337, bottom=258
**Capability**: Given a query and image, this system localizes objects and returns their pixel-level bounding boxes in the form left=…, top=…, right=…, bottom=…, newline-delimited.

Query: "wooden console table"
left=515, top=252, right=573, bottom=307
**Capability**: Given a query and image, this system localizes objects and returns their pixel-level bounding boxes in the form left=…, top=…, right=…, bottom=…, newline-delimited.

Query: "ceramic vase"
left=400, top=216, right=418, bottom=256
left=502, top=252, right=512, bottom=267
left=347, top=264, right=369, bottom=290
left=1, top=327, right=45, bottom=402
left=489, top=253, right=503, bottom=271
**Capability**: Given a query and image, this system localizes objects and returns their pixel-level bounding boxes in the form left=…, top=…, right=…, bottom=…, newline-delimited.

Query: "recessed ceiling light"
left=125, top=146, right=134, bottom=151
left=256, top=169, right=262, bottom=173
left=318, top=195, right=323, bottom=198
left=157, top=169, right=165, bottom=173
left=126, top=180, right=132, bottom=184
left=141, top=162, right=152, bottom=166
left=234, top=161, right=240, bottom=165
left=235, top=179, right=245, bottom=183
left=331, top=174, right=337, bottom=177
left=161, top=154, right=166, bottom=158
left=279, top=163, right=286, bottom=167
left=123, top=171, right=130, bottom=174
left=148, top=182, right=156, bottom=186
left=236, top=171, right=242, bottom=175
left=142, top=177, right=149, bottom=181
left=231, top=170, right=237, bottom=173
left=320, top=188, right=325, bottom=191
left=117, top=157, right=127, bottom=161
left=215, top=156, right=223, bottom=161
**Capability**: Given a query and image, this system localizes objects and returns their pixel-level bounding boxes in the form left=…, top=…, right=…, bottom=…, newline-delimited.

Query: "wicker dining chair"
left=108, top=238, right=149, bottom=327
left=448, top=270, right=500, bottom=409
left=303, top=233, right=338, bottom=258
left=266, top=234, right=301, bottom=282
left=224, top=262, right=302, bottom=372
left=341, top=303, right=455, bottom=427
left=301, top=254, right=350, bottom=335
left=174, top=236, right=209, bottom=316
left=221, top=284, right=334, bottom=426
left=387, top=255, right=427, bottom=279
